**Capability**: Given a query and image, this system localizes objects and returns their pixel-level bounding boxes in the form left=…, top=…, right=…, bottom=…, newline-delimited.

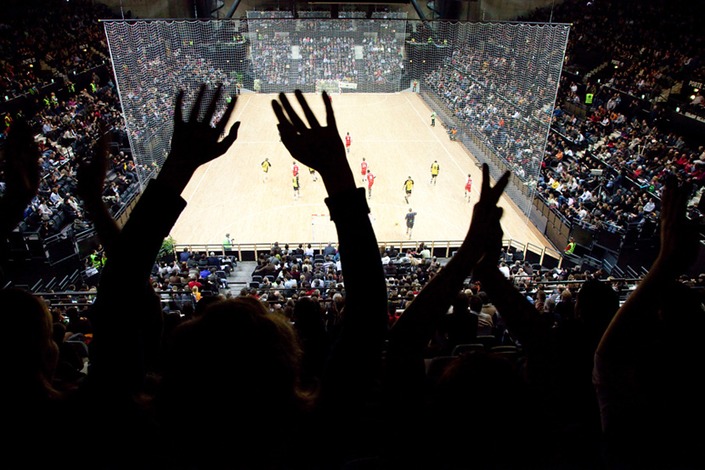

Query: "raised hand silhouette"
left=272, top=90, right=354, bottom=195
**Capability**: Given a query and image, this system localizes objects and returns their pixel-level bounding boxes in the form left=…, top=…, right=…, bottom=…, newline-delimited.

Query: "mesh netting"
left=104, top=18, right=568, bottom=215
left=245, top=17, right=407, bottom=93
left=418, top=22, right=570, bottom=215
left=104, top=20, right=245, bottom=185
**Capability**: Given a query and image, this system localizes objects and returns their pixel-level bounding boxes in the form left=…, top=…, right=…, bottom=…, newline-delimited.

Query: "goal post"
left=310, top=213, right=337, bottom=244
left=314, top=79, right=341, bottom=95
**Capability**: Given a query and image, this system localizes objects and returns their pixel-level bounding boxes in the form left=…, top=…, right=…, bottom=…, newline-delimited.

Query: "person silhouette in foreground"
left=594, top=175, right=705, bottom=469
left=0, top=287, right=64, bottom=466
left=275, top=89, right=388, bottom=467
left=464, top=169, right=619, bottom=468
left=0, top=117, right=70, bottom=466
left=35, top=84, right=238, bottom=468
left=87, top=83, right=240, bottom=467
left=0, top=116, right=147, bottom=465
left=155, top=89, right=387, bottom=469
left=384, top=160, right=623, bottom=468
left=383, top=165, right=546, bottom=469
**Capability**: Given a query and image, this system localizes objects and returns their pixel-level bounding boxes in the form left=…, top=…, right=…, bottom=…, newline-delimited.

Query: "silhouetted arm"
left=593, top=177, right=701, bottom=467
left=76, top=128, right=120, bottom=258
left=472, top=225, right=552, bottom=350
left=273, top=90, right=387, bottom=463
left=387, top=164, right=510, bottom=375
left=596, top=177, right=695, bottom=359
left=273, top=90, right=387, bottom=368
left=89, top=84, right=239, bottom=391
left=124, top=85, right=239, bottom=281
left=383, top=165, right=538, bottom=466
left=386, top=165, right=509, bottom=412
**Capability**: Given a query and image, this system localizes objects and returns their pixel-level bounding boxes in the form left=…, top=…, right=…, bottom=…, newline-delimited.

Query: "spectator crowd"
left=2, top=77, right=704, bottom=469
left=1, top=1, right=705, bottom=469
left=421, top=0, right=705, bottom=239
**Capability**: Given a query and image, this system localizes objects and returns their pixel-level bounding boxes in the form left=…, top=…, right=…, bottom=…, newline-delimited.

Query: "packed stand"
left=421, top=0, right=705, bottom=240
left=0, top=0, right=111, bottom=101
left=423, top=26, right=563, bottom=185
left=1, top=2, right=705, bottom=469
left=524, top=0, right=705, bottom=231
left=3, top=75, right=705, bottom=469
left=1, top=2, right=141, bottom=241
left=521, top=0, right=705, bottom=103
left=248, top=14, right=404, bottom=89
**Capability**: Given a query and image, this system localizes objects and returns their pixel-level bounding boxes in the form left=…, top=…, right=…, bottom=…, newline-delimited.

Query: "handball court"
left=169, top=91, right=553, bottom=253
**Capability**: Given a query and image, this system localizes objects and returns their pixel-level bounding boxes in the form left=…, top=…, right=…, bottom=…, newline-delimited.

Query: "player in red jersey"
left=345, top=132, right=351, bottom=154
left=361, top=157, right=368, bottom=183
left=367, top=170, right=375, bottom=199
left=465, top=174, right=473, bottom=201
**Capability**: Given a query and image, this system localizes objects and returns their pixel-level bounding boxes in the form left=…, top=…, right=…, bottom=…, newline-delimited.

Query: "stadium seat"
left=475, top=335, right=497, bottom=350
left=215, top=270, right=228, bottom=288
left=489, top=345, right=520, bottom=362
left=451, top=343, right=486, bottom=356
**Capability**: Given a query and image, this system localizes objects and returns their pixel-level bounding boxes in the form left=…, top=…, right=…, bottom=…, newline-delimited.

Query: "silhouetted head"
left=430, top=352, right=539, bottom=467
left=452, top=291, right=469, bottom=314
left=0, top=288, right=59, bottom=399
left=575, top=279, right=619, bottom=344
left=469, top=294, right=483, bottom=313
left=157, top=296, right=314, bottom=463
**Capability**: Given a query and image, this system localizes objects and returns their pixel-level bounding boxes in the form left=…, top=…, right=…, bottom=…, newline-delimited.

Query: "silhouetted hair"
left=0, top=288, right=59, bottom=399
left=156, top=296, right=314, bottom=465
left=575, top=279, right=619, bottom=343
left=469, top=294, right=483, bottom=313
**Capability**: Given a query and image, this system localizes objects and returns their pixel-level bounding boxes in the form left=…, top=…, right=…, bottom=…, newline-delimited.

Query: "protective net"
left=104, top=18, right=568, bottom=215
left=417, top=22, right=570, bottom=215
left=103, top=20, right=245, bottom=185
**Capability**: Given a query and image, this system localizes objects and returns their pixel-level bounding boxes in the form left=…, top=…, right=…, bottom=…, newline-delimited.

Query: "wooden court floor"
left=169, top=91, right=553, bottom=251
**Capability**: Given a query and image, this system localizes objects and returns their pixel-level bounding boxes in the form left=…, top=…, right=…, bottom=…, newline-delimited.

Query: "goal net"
left=315, top=79, right=341, bottom=95
left=310, top=213, right=336, bottom=244
left=103, top=17, right=568, bottom=216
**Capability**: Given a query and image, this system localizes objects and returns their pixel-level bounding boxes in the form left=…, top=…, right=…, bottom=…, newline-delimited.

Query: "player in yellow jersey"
left=292, top=174, right=300, bottom=199
left=430, top=160, right=439, bottom=184
left=261, top=158, right=271, bottom=183
left=403, top=176, right=414, bottom=204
